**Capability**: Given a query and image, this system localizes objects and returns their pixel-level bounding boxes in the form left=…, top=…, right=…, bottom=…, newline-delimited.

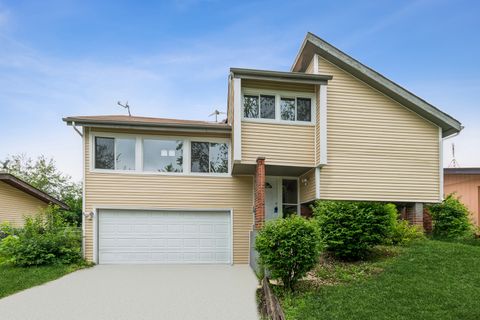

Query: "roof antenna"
left=0, top=160, right=9, bottom=172
left=448, top=143, right=460, bottom=168
left=209, top=109, right=226, bottom=122
left=117, top=101, right=131, bottom=116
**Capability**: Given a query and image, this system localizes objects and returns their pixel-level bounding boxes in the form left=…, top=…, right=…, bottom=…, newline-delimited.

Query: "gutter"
left=64, top=119, right=232, bottom=134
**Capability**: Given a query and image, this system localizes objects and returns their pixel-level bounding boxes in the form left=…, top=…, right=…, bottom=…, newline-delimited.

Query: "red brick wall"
left=255, top=157, right=266, bottom=229
left=423, top=208, right=432, bottom=234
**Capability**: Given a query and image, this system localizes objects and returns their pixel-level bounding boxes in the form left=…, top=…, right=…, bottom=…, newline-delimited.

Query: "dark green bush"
left=387, top=219, right=425, bottom=245
left=255, top=215, right=320, bottom=291
left=312, top=201, right=397, bottom=260
left=427, top=194, right=474, bottom=239
left=0, top=206, right=82, bottom=266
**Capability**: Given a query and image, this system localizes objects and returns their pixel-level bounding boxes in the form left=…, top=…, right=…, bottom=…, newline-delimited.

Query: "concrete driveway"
left=0, top=265, right=259, bottom=320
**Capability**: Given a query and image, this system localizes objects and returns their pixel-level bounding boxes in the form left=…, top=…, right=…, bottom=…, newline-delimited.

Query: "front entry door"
left=265, top=177, right=280, bottom=221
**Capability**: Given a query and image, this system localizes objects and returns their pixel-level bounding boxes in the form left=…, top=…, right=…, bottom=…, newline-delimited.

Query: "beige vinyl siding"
left=242, top=79, right=315, bottom=93
left=299, top=169, right=316, bottom=203
left=0, top=181, right=48, bottom=227
left=241, top=122, right=315, bottom=167
left=318, top=57, right=440, bottom=202
left=83, top=128, right=253, bottom=264
left=304, top=56, right=321, bottom=165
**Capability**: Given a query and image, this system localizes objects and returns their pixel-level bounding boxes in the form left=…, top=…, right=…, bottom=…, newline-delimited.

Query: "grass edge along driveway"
left=0, top=263, right=89, bottom=299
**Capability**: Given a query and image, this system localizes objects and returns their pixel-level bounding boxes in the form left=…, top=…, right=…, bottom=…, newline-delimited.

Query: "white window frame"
left=190, top=141, right=230, bottom=175
left=241, top=88, right=316, bottom=126
left=93, top=135, right=136, bottom=172
left=90, top=131, right=231, bottom=177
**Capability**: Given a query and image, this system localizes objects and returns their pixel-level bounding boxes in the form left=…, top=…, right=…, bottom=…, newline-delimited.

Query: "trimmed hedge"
left=428, top=194, right=474, bottom=239
left=255, top=215, right=320, bottom=290
left=312, top=201, right=397, bottom=260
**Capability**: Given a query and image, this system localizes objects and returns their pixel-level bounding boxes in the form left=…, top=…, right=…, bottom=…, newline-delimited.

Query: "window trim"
left=241, top=88, right=316, bottom=126
left=94, top=136, right=136, bottom=171
left=190, top=141, right=229, bottom=174
left=89, top=131, right=231, bottom=177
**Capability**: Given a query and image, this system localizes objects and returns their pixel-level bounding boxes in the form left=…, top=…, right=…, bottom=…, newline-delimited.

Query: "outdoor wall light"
left=302, top=178, right=308, bottom=186
left=83, top=211, right=94, bottom=220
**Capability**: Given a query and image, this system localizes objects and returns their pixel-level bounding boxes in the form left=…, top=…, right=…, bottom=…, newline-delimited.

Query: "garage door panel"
left=98, top=210, right=231, bottom=264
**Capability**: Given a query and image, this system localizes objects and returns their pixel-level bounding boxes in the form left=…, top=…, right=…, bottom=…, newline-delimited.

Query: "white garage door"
left=98, top=209, right=231, bottom=264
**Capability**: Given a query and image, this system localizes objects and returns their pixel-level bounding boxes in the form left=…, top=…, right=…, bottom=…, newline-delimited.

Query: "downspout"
left=71, top=121, right=83, bottom=137
left=70, top=121, right=85, bottom=259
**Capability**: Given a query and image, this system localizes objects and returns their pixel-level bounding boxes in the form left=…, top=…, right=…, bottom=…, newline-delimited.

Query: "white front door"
left=265, top=177, right=280, bottom=221
left=98, top=209, right=231, bottom=264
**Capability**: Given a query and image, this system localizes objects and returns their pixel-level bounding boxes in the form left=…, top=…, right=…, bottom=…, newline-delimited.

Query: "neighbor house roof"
left=230, top=67, right=332, bottom=85
left=291, top=32, right=463, bottom=137
left=0, top=172, right=69, bottom=210
left=63, top=115, right=231, bottom=133
left=444, top=168, right=480, bottom=175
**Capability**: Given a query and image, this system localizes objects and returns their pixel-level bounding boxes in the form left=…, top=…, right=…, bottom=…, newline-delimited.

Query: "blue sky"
left=0, top=0, right=479, bottom=180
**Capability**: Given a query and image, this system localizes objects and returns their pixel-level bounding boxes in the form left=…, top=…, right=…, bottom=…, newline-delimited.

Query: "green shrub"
left=427, top=194, right=474, bottom=239
left=0, top=206, right=82, bottom=266
left=312, top=201, right=397, bottom=260
left=0, top=222, right=17, bottom=240
left=255, top=215, right=320, bottom=291
left=387, top=219, right=425, bottom=245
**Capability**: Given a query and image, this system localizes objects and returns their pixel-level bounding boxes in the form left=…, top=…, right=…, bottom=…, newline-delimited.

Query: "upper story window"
left=94, top=137, right=135, bottom=170
left=191, top=142, right=228, bottom=173
left=242, top=90, right=314, bottom=124
left=281, top=97, right=312, bottom=122
left=92, top=134, right=229, bottom=175
left=244, top=95, right=275, bottom=119
left=143, top=139, right=183, bottom=172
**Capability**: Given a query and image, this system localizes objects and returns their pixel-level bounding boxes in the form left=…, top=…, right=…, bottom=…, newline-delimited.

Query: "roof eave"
left=0, top=173, right=70, bottom=210
left=230, top=67, right=332, bottom=85
left=292, top=33, right=462, bottom=137
left=63, top=118, right=231, bottom=134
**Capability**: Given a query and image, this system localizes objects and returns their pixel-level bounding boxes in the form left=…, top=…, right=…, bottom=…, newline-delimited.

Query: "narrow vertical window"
left=280, top=98, right=295, bottom=121
left=282, top=179, right=298, bottom=217
left=243, top=95, right=259, bottom=118
left=191, top=142, right=210, bottom=173
left=296, top=98, right=312, bottom=122
left=210, top=143, right=228, bottom=173
left=95, top=137, right=114, bottom=169
left=260, top=95, right=276, bottom=119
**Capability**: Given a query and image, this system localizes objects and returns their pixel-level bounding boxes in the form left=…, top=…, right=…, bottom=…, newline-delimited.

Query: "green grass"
left=277, top=240, right=480, bottom=320
left=0, top=263, right=89, bottom=299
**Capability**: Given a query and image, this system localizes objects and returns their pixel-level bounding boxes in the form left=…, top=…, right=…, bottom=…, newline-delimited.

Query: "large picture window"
left=191, top=142, right=228, bottom=173
left=143, top=139, right=183, bottom=172
left=93, top=134, right=229, bottom=175
left=94, top=136, right=135, bottom=170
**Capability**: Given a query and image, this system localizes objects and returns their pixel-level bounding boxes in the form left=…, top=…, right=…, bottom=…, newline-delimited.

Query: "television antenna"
left=209, top=109, right=226, bottom=122
left=117, top=101, right=131, bottom=116
left=448, top=143, right=460, bottom=168
left=0, top=160, right=9, bottom=171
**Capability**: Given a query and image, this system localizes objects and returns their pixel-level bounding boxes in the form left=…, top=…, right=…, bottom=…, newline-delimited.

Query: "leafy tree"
left=1, top=154, right=82, bottom=226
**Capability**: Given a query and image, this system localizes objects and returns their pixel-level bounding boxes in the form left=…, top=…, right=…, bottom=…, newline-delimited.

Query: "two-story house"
left=64, top=33, right=462, bottom=265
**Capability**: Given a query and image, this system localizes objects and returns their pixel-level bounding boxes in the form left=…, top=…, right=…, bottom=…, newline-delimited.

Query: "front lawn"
left=0, top=263, right=88, bottom=299
left=276, top=240, right=480, bottom=320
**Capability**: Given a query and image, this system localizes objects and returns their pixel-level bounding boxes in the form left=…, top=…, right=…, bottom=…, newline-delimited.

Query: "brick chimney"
left=254, top=157, right=266, bottom=229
